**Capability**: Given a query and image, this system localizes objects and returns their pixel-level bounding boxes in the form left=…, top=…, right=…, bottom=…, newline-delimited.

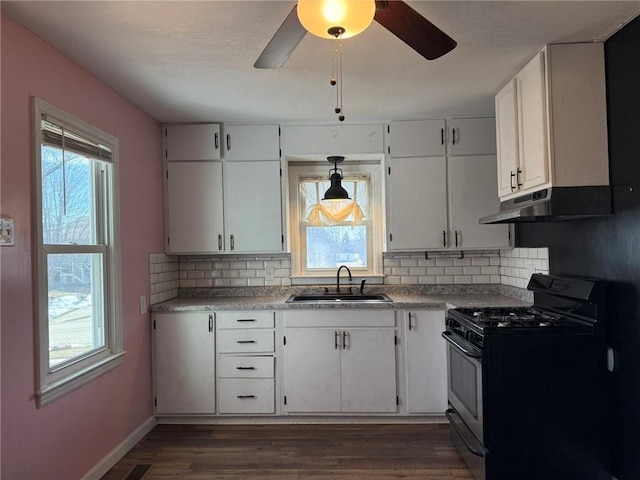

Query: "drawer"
left=217, top=330, right=275, bottom=353
left=218, top=355, right=275, bottom=378
left=218, top=378, right=275, bottom=414
left=217, top=311, right=275, bottom=329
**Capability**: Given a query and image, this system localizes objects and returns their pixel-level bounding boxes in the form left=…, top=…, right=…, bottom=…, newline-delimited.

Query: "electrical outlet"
left=0, top=218, right=15, bottom=246
left=265, top=266, right=275, bottom=281
left=139, top=295, right=147, bottom=315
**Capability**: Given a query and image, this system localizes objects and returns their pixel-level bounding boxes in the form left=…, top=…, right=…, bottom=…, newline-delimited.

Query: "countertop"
left=151, top=293, right=531, bottom=312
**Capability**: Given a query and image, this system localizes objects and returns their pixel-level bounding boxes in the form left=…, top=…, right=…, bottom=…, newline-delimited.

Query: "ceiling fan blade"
left=254, top=5, right=307, bottom=69
left=374, top=1, right=457, bottom=60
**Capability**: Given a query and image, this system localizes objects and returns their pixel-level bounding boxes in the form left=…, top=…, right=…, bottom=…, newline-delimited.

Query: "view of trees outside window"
left=300, top=177, right=370, bottom=270
left=41, top=145, right=105, bottom=367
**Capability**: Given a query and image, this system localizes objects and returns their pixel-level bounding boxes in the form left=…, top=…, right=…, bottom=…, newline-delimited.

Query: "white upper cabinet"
left=224, top=161, right=283, bottom=253
left=496, top=79, right=520, bottom=197
left=448, top=117, right=497, bottom=156
left=387, top=156, right=448, bottom=251
left=166, top=162, right=224, bottom=254
left=388, top=119, right=446, bottom=157
left=165, top=124, right=221, bottom=161
left=223, top=124, right=280, bottom=161
left=164, top=123, right=284, bottom=254
left=282, top=124, right=384, bottom=156
left=448, top=155, right=510, bottom=249
left=387, top=117, right=510, bottom=251
left=495, top=43, right=609, bottom=200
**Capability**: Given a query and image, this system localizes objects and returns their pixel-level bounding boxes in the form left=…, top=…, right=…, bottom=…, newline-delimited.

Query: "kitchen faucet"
left=336, top=265, right=352, bottom=293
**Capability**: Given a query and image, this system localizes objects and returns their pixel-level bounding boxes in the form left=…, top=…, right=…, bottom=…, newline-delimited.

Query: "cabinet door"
left=224, top=161, right=283, bottom=253
left=154, top=313, right=215, bottom=414
left=389, top=120, right=446, bottom=157
left=517, top=51, right=549, bottom=191
left=223, top=124, right=280, bottom=161
left=283, top=124, right=384, bottom=155
left=448, top=118, right=497, bottom=156
left=283, top=328, right=341, bottom=413
left=495, top=80, right=519, bottom=198
left=387, top=156, right=448, bottom=250
left=341, top=328, right=397, bottom=413
left=166, top=162, right=224, bottom=254
left=405, top=310, right=447, bottom=414
left=165, top=124, right=220, bottom=161
left=449, top=155, right=510, bottom=249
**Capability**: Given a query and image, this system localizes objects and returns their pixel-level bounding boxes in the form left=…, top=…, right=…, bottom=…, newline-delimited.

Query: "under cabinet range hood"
left=479, top=186, right=613, bottom=224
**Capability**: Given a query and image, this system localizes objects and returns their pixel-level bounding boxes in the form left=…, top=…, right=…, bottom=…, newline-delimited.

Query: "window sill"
left=37, top=351, right=126, bottom=408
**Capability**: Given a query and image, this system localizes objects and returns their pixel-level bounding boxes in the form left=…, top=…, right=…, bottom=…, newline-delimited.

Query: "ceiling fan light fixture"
left=297, top=0, right=375, bottom=39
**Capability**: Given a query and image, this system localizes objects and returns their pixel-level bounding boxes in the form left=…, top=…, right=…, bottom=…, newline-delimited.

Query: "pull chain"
left=330, top=36, right=345, bottom=122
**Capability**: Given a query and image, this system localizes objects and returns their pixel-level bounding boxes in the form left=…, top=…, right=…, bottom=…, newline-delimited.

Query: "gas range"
left=443, top=273, right=610, bottom=480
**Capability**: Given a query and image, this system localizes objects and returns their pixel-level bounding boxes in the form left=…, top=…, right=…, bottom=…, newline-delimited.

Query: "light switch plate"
left=139, top=295, right=147, bottom=315
left=0, top=218, right=15, bottom=246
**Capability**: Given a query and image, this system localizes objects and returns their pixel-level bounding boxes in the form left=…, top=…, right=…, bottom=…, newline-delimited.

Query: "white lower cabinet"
left=152, top=308, right=448, bottom=419
left=404, top=310, right=448, bottom=414
left=216, top=311, right=276, bottom=414
left=283, top=310, right=397, bottom=414
left=153, top=312, right=216, bottom=415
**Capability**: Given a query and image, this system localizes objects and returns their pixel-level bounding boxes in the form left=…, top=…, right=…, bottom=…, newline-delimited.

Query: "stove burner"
left=450, top=307, right=586, bottom=331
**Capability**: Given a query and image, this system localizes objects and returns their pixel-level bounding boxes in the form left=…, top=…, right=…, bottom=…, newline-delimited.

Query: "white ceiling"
left=3, top=1, right=639, bottom=124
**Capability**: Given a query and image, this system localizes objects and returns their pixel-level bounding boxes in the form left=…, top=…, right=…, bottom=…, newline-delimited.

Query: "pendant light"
left=323, top=156, right=351, bottom=201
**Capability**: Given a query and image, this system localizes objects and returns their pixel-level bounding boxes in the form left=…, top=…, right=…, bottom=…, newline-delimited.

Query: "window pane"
left=306, top=226, right=367, bottom=269
left=41, top=146, right=95, bottom=245
left=48, top=253, right=105, bottom=368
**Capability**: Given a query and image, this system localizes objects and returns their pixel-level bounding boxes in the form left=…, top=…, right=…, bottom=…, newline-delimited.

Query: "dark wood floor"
left=101, top=423, right=473, bottom=480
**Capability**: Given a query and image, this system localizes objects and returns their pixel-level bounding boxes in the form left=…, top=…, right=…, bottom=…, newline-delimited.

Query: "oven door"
left=441, top=330, right=484, bottom=443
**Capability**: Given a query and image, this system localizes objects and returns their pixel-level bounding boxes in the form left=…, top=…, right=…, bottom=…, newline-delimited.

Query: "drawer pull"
left=236, top=340, right=257, bottom=344
left=236, top=319, right=256, bottom=322
left=236, top=366, right=256, bottom=370
left=237, top=395, right=256, bottom=399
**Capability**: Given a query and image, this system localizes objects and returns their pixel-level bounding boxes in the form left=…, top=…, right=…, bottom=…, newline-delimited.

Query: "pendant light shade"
left=323, top=156, right=351, bottom=201
left=297, top=0, right=376, bottom=39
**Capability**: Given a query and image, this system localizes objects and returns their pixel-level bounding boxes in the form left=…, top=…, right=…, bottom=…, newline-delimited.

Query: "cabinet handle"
left=230, top=234, right=235, bottom=251
left=236, top=366, right=256, bottom=370
left=516, top=168, right=523, bottom=188
left=408, top=312, right=413, bottom=331
left=441, top=128, right=444, bottom=145
left=335, top=330, right=340, bottom=350
left=236, top=319, right=256, bottom=323
left=214, top=132, right=219, bottom=150
left=455, top=230, right=460, bottom=247
left=226, top=133, right=231, bottom=151
left=510, top=171, right=516, bottom=191
left=452, top=128, right=457, bottom=145
left=342, top=331, right=348, bottom=350
left=208, top=314, right=214, bottom=333
left=443, top=230, right=447, bottom=247
left=218, top=234, right=223, bottom=251
left=237, top=395, right=256, bottom=399
left=236, top=340, right=256, bottom=344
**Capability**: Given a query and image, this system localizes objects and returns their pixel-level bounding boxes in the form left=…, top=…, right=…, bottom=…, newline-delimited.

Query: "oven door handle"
left=441, top=331, right=482, bottom=358
left=445, top=408, right=487, bottom=458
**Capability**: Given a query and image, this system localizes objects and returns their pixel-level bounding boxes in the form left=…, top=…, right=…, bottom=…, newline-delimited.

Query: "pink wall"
left=1, top=13, right=164, bottom=479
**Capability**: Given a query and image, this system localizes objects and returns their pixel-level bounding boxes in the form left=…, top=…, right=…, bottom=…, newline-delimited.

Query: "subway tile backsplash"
left=147, top=248, right=550, bottom=305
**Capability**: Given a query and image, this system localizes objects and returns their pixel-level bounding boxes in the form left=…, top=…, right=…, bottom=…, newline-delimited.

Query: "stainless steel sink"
left=285, top=293, right=393, bottom=303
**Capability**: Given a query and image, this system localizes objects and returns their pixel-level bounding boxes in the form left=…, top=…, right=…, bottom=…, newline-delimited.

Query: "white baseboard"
left=83, top=416, right=157, bottom=480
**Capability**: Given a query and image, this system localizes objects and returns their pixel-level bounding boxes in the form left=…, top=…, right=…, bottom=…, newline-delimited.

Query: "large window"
left=288, top=162, right=384, bottom=281
left=34, top=98, right=123, bottom=407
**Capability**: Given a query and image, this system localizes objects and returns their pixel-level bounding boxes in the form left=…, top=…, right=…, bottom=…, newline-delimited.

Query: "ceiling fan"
left=254, top=0, right=457, bottom=69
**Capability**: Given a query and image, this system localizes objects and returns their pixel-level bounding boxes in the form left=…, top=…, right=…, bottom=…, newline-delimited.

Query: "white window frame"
left=34, top=98, right=124, bottom=407
left=288, top=160, right=385, bottom=283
